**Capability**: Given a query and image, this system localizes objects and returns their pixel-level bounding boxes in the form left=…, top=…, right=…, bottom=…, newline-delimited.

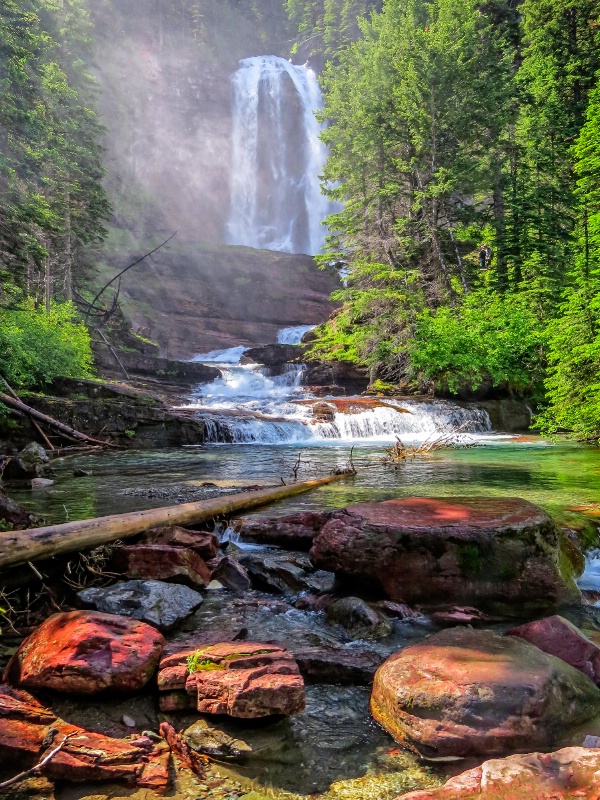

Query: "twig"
left=0, top=733, right=75, bottom=791
left=85, top=232, right=177, bottom=321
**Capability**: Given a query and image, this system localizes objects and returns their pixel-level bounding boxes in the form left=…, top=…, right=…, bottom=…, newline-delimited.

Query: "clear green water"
left=12, top=437, right=600, bottom=531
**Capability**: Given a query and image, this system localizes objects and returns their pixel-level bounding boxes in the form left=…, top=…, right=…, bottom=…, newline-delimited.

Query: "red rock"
left=397, top=747, right=600, bottom=799
left=370, top=628, right=600, bottom=757
left=159, top=721, right=205, bottom=777
left=144, top=526, right=219, bottom=561
left=310, top=497, right=580, bottom=613
left=113, top=544, right=211, bottom=588
left=0, top=685, right=170, bottom=792
left=236, top=511, right=331, bottom=551
left=431, top=606, right=498, bottom=626
left=373, top=600, right=422, bottom=620
left=4, top=611, right=164, bottom=695
left=507, top=615, right=600, bottom=684
left=157, top=642, right=305, bottom=718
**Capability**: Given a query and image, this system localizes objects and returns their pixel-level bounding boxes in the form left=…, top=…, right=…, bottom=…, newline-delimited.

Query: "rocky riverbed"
left=1, top=494, right=600, bottom=799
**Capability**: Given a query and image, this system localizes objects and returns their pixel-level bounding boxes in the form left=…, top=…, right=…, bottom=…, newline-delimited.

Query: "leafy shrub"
left=408, top=289, right=546, bottom=395
left=0, top=301, right=93, bottom=389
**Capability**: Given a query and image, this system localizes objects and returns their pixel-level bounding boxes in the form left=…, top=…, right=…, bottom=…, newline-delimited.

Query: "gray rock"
left=239, top=551, right=336, bottom=595
left=326, top=597, right=393, bottom=640
left=78, top=580, right=203, bottom=631
left=211, top=556, right=252, bottom=593
left=4, top=442, right=49, bottom=480
left=30, top=478, right=54, bottom=489
left=183, top=719, right=252, bottom=759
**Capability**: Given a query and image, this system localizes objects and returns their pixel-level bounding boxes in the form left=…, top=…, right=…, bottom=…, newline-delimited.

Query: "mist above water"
left=227, top=55, right=336, bottom=255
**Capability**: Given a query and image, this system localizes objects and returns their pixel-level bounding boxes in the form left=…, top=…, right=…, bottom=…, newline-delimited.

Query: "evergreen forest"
left=2, top=0, right=600, bottom=440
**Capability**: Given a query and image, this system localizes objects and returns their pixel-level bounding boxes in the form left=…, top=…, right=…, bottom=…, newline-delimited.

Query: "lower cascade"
left=186, top=331, right=493, bottom=444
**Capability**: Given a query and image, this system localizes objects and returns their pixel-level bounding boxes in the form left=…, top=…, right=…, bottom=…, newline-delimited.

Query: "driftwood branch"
left=85, top=232, right=177, bottom=321
left=0, top=474, right=349, bottom=569
left=1, top=379, right=54, bottom=450
left=0, top=391, right=117, bottom=448
left=0, top=733, right=75, bottom=791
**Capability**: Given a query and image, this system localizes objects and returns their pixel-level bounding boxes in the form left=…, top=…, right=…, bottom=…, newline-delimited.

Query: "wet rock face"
left=238, top=511, right=332, bottom=551
left=112, top=544, right=211, bottom=588
left=398, top=747, right=600, bottom=800
left=4, top=611, right=164, bottom=694
left=370, top=628, right=600, bottom=758
left=241, top=343, right=301, bottom=367
left=209, top=556, right=252, bottom=593
left=0, top=488, right=40, bottom=530
left=0, top=684, right=170, bottom=790
left=3, top=442, right=49, bottom=481
left=507, top=615, right=600, bottom=685
left=78, top=580, right=204, bottom=631
left=238, top=550, right=336, bottom=595
left=183, top=719, right=252, bottom=759
left=157, top=642, right=305, bottom=718
left=326, top=597, right=393, bottom=640
left=292, top=647, right=385, bottom=685
left=310, top=497, right=580, bottom=613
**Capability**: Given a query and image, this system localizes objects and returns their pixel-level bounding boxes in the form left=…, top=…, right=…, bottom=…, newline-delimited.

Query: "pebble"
left=122, top=714, right=136, bottom=727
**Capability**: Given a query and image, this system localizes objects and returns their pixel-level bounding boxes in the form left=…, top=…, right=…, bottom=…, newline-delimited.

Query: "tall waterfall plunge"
left=227, top=56, right=335, bottom=256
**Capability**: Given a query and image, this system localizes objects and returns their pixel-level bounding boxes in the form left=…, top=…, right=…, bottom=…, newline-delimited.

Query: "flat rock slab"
left=157, top=642, right=305, bottom=718
left=310, top=497, right=580, bottom=613
left=398, top=747, right=600, bottom=800
left=113, top=544, right=211, bottom=588
left=4, top=611, right=164, bottom=695
left=143, top=526, right=220, bottom=561
left=78, top=580, right=203, bottom=631
left=237, top=511, right=331, bottom=551
left=371, top=628, right=600, bottom=757
left=0, top=684, right=169, bottom=791
left=508, top=614, right=600, bottom=684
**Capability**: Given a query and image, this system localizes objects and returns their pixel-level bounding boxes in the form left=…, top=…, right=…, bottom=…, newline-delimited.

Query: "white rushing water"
left=277, top=325, right=315, bottom=345
left=227, top=55, right=335, bottom=255
left=183, top=336, right=495, bottom=445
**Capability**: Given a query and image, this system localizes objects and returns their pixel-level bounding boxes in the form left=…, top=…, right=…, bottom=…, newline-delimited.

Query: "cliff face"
left=84, top=3, right=337, bottom=358
left=112, top=243, right=339, bottom=359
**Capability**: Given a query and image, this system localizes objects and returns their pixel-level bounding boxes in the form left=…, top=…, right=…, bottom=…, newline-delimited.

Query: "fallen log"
left=0, top=474, right=349, bottom=569
left=0, top=391, right=117, bottom=448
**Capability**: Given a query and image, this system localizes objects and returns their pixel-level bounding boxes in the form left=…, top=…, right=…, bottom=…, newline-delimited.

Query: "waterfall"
left=227, top=55, right=334, bottom=256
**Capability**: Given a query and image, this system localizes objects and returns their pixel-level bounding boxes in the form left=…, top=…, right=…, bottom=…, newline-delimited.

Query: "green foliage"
left=186, top=650, right=224, bottom=672
left=408, top=289, right=546, bottom=395
left=0, top=301, right=93, bottom=388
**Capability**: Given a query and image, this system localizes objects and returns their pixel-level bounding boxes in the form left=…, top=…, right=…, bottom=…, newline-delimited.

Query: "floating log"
left=0, top=390, right=116, bottom=448
left=0, top=475, right=348, bottom=569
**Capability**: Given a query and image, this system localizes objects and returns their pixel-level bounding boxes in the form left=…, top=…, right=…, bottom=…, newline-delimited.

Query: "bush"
left=408, top=289, right=546, bottom=395
left=0, top=301, right=93, bottom=389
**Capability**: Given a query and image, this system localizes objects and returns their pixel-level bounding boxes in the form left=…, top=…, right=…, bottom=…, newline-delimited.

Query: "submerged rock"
left=0, top=684, right=170, bottom=790
left=78, top=580, right=203, bottom=631
left=183, top=719, right=252, bottom=759
left=112, top=544, right=211, bottom=588
left=507, top=614, right=600, bottom=685
left=157, top=642, right=305, bottom=717
left=239, top=550, right=336, bottom=595
left=326, top=597, right=393, bottom=640
left=293, top=646, right=385, bottom=685
left=370, top=628, right=600, bottom=757
left=397, top=747, right=600, bottom=799
left=4, top=611, right=164, bottom=695
left=310, top=497, right=580, bottom=614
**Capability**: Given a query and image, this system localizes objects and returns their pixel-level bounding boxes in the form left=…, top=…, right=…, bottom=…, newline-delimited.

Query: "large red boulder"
left=370, top=628, right=600, bottom=758
left=157, top=642, right=305, bottom=717
left=113, top=544, right=211, bottom=588
left=4, top=611, right=164, bottom=695
left=507, top=615, right=600, bottom=684
left=0, top=685, right=170, bottom=791
left=310, top=497, right=580, bottom=613
left=397, top=747, right=600, bottom=799
left=237, top=511, right=331, bottom=551
left=144, top=526, right=219, bottom=561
